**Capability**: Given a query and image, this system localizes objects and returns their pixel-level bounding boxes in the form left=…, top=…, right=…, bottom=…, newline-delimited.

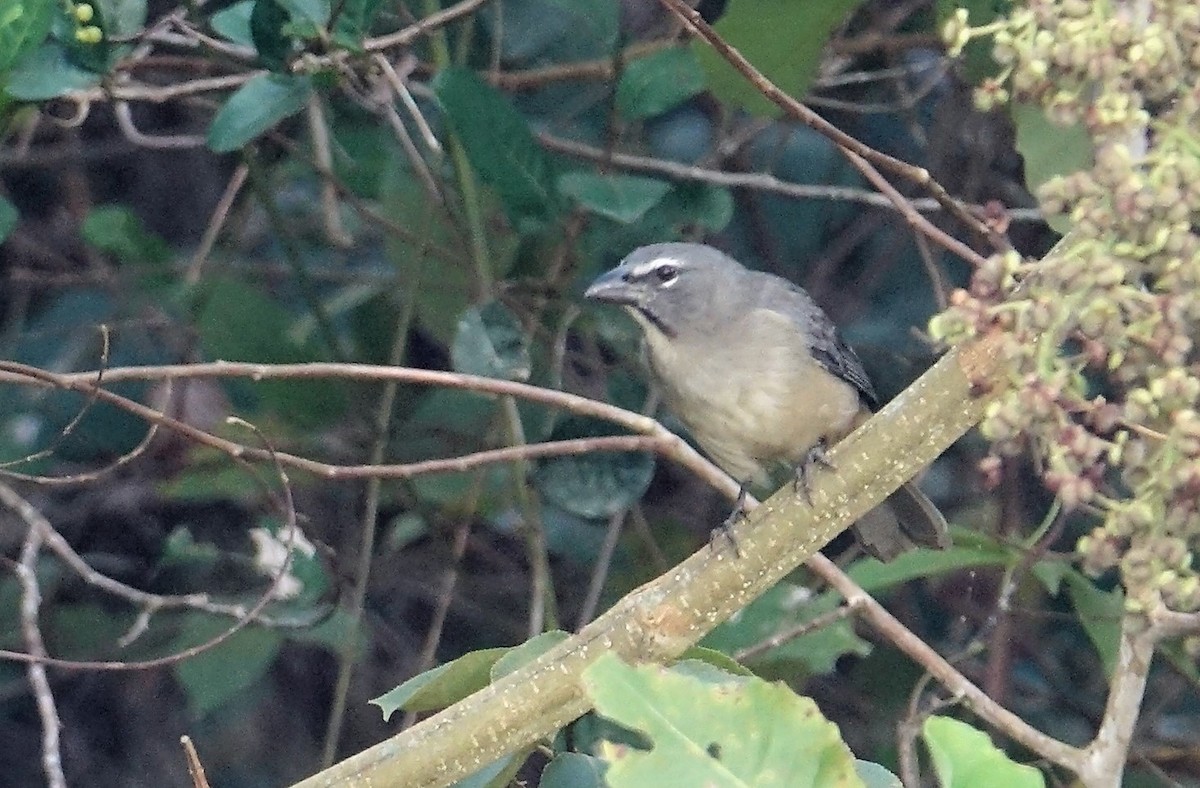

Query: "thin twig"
left=8, top=485, right=66, bottom=788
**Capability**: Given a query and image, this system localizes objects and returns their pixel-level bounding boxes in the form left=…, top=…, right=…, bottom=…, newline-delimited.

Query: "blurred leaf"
left=487, top=0, right=617, bottom=63
left=434, top=67, right=561, bottom=226
left=541, top=753, right=607, bottom=788
left=1013, top=102, right=1092, bottom=234
left=617, top=46, right=705, bottom=119
left=0, top=195, right=16, bottom=242
left=677, top=646, right=755, bottom=678
left=846, top=540, right=1014, bottom=594
left=195, top=277, right=346, bottom=426
left=250, top=0, right=292, bottom=68
left=532, top=416, right=654, bottom=519
left=161, top=449, right=267, bottom=500
left=1060, top=569, right=1122, bottom=675
left=0, top=0, right=54, bottom=72
left=277, top=0, right=329, bottom=27
left=81, top=205, right=170, bottom=265
left=558, top=172, right=671, bottom=224
left=372, top=647, right=510, bottom=718
left=54, top=0, right=112, bottom=73
left=97, top=0, right=146, bottom=37
left=331, top=0, right=382, bottom=46
left=583, top=654, right=862, bottom=786
left=451, top=301, right=532, bottom=381
left=211, top=0, right=255, bottom=47
left=703, top=582, right=869, bottom=674
left=45, top=603, right=138, bottom=659
left=491, top=630, right=569, bottom=680
left=454, top=754, right=525, bottom=788
left=5, top=43, right=102, bottom=99
left=923, top=716, right=1045, bottom=788
left=207, top=72, right=311, bottom=152
left=854, top=761, right=902, bottom=788
left=694, top=0, right=865, bottom=115
left=173, top=617, right=284, bottom=715
left=663, top=182, right=733, bottom=232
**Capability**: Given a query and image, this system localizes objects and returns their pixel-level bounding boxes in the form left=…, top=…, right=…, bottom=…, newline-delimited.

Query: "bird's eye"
left=654, top=264, right=679, bottom=283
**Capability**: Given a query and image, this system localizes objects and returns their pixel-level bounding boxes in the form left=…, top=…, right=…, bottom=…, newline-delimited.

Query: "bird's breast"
left=642, top=327, right=862, bottom=486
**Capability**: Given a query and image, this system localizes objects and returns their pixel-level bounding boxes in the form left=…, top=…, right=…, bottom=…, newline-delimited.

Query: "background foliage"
left=0, top=0, right=1196, bottom=786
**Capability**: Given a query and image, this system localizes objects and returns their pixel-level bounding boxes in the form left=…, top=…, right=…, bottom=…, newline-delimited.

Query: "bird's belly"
left=653, top=352, right=861, bottom=487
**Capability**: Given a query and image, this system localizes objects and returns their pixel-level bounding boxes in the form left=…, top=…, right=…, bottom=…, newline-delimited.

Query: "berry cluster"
left=936, top=0, right=1200, bottom=616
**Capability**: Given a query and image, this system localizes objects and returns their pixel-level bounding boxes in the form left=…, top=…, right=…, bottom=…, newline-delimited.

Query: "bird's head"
left=584, top=243, right=745, bottom=339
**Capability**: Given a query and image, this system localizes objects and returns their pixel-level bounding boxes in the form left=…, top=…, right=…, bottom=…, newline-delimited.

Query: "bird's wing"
left=765, top=278, right=879, bottom=409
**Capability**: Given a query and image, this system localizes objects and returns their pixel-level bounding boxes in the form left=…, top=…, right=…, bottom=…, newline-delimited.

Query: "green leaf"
left=541, top=753, right=607, bottom=788
left=583, top=654, right=863, bottom=787
left=846, top=540, right=1014, bottom=595
left=491, top=630, right=569, bottom=680
left=676, top=648, right=755, bottom=678
left=173, top=618, right=284, bottom=716
left=923, top=716, right=1045, bottom=788
left=206, top=72, right=311, bottom=152
left=371, top=647, right=510, bottom=718
left=5, top=43, right=102, bottom=99
left=433, top=67, right=561, bottom=225
left=451, top=301, right=532, bottom=381
left=703, top=582, right=869, bottom=674
left=97, top=0, right=146, bottom=37
left=195, top=277, right=346, bottom=426
left=854, top=760, right=902, bottom=788
left=250, top=0, right=293, bottom=68
left=277, top=0, right=330, bottom=27
left=1060, top=569, right=1122, bottom=675
left=694, top=0, right=866, bottom=115
left=532, top=416, right=654, bottom=520
left=487, top=0, right=617, bottom=63
left=617, top=46, right=706, bottom=119
left=331, top=0, right=382, bottom=47
left=1013, top=102, right=1092, bottom=234
left=81, top=205, right=170, bottom=264
left=0, top=196, right=16, bottom=243
left=558, top=172, right=671, bottom=224
left=0, top=0, right=55, bottom=72
left=210, top=0, right=255, bottom=47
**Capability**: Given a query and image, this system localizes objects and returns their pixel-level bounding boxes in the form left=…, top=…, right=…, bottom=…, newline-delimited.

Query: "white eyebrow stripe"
left=628, top=256, right=683, bottom=279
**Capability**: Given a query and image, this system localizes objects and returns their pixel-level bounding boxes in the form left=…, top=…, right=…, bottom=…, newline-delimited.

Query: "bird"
left=584, top=242, right=950, bottom=561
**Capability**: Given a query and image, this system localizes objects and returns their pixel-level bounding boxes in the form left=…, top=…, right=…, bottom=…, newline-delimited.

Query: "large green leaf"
left=250, top=0, right=293, bottom=69
left=371, top=647, right=510, bottom=718
left=584, top=654, right=863, bottom=787
left=433, top=67, right=561, bottom=226
left=541, top=753, right=607, bottom=788
left=487, top=0, right=617, bottom=63
left=451, top=301, right=532, bottom=381
left=694, top=0, right=866, bottom=115
left=617, top=46, right=706, bottom=119
left=558, top=172, right=672, bottom=224
left=207, top=72, right=312, bottom=152
left=81, top=205, right=170, bottom=265
left=173, top=619, right=284, bottom=716
left=1013, top=102, right=1092, bottom=234
left=923, top=716, right=1045, bottom=788
left=0, top=0, right=54, bottom=72
left=211, top=0, right=255, bottom=47
left=5, top=43, right=101, bottom=99
left=532, top=416, right=654, bottom=520
left=195, top=277, right=346, bottom=426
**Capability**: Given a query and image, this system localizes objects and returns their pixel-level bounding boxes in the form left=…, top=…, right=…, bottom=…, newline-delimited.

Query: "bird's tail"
left=851, top=481, right=950, bottom=562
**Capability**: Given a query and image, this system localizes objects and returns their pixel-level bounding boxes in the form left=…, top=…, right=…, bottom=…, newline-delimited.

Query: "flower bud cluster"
left=938, top=0, right=1200, bottom=613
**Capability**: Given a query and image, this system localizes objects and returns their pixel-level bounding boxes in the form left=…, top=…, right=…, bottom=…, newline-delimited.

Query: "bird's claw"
left=793, top=440, right=835, bottom=505
left=709, top=486, right=747, bottom=558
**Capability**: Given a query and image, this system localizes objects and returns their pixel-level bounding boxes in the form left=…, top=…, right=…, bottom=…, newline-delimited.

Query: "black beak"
left=584, top=267, right=639, bottom=306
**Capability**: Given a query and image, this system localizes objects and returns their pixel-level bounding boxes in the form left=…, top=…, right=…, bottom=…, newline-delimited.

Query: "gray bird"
left=584, top=242, right=950, bottom=561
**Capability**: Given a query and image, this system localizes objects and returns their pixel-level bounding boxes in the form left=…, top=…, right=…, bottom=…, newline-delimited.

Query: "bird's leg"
left=793, top=439, right=835, bottom=505
left=709, top=484, right=747, bottom=558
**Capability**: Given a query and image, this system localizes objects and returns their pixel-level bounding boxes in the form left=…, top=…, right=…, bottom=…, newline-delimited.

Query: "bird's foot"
left=793, top=440, right=835, bottom=505
left=709, top=486, right=747, bottom=558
